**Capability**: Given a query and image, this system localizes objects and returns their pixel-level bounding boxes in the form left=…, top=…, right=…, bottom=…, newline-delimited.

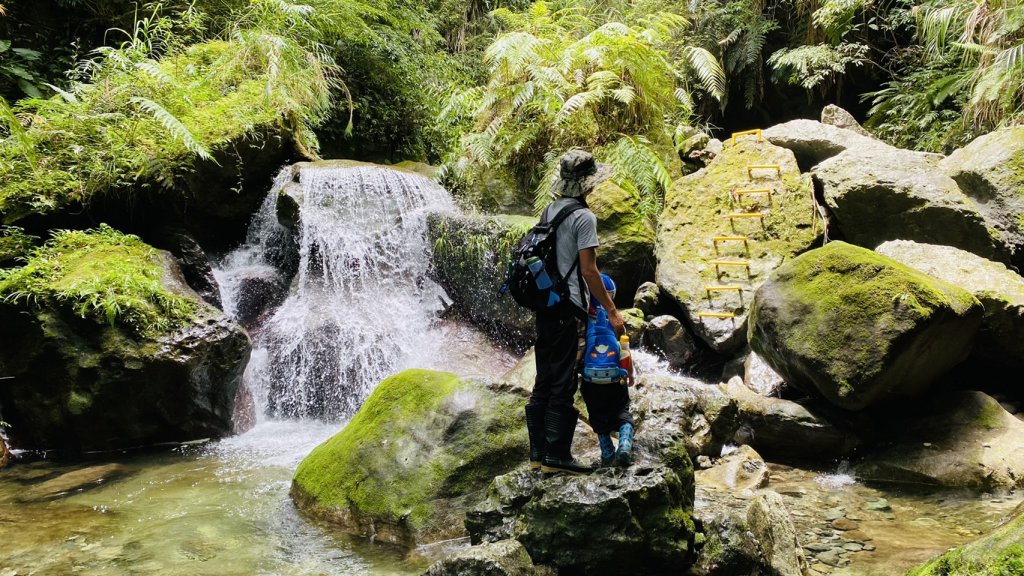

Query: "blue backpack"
left=582, top=308, right=628, bottom=384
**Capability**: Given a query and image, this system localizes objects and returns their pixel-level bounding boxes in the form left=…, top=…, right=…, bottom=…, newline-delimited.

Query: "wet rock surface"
left=696, top=444, right=770, bottom=493
left=17, top=464, right=130, bottom=502
left=633, top=375, right=739, bottom=459
left=466, top=466, right=696, bottom=575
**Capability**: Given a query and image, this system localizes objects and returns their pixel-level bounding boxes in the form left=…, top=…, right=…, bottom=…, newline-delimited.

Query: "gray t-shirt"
left=543, top=197, right=599, bottom=313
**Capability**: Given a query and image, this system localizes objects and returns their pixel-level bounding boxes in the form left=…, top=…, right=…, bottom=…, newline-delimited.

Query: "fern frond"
left=130, top=97, right=212, bottom=161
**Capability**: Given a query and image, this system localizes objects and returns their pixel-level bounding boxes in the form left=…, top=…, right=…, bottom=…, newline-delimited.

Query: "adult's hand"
left=606, top=307, right=625, bottom=336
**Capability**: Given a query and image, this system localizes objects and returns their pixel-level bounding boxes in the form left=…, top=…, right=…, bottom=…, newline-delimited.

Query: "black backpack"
left=499, top=201, right=585, bottom=313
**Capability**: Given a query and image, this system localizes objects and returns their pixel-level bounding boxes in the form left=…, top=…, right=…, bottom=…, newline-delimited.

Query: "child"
left=580, top=273, right=636, bottom=467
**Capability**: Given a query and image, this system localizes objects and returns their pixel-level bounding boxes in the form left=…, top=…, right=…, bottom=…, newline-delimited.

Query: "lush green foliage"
left=0, top=224, right=196, bottom=334
left=0, top=225, right=36, bottom=265
left=440, top=0, right=725, bottom=216
left=0, top=0, right=350, bottom=222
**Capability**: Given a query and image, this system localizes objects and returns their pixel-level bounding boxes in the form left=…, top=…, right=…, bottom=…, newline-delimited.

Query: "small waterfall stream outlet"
left=216, top=164, right=455, bottom=420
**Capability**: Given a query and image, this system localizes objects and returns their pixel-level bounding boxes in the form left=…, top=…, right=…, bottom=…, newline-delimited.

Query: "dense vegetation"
left=0, top=0, right=1021, bottom=331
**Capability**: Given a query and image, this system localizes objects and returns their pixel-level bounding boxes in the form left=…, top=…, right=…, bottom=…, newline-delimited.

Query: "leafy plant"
left=441, top=0, right=725, bottom=218
left=0, top=224, right=196, bottom=334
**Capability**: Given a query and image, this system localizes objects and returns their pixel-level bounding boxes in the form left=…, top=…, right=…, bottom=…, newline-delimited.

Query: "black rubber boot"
left=525, top=404, right=547, bottom=469
left=540, top=406, right=593, bottom=475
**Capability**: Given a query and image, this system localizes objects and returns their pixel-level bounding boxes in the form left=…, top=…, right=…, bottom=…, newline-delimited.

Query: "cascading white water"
left=215, top=164, right=455, bottom=420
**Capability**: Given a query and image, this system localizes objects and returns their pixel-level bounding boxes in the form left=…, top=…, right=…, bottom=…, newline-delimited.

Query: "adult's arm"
left=578, top=247, right=624, bottom=335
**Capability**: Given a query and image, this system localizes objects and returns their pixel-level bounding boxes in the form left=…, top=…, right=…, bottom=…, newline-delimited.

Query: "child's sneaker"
left=598, top=434, right=616, bottom=467
left=614, top=423, right=633, bottom=467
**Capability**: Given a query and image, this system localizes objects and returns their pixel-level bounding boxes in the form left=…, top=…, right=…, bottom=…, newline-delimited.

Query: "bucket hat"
left=552, top=150, right=614, bottom=198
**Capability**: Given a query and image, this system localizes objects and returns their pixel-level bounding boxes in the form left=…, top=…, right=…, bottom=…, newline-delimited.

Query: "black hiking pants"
left=529, top=305, right=585, bottom=411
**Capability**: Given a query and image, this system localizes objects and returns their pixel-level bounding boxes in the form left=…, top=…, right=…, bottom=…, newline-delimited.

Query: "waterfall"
left=215, top=164, right=455, bottom=420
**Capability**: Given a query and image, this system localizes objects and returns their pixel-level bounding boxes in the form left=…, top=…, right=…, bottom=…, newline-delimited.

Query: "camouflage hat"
left=551, top=150, right=614, bottom=198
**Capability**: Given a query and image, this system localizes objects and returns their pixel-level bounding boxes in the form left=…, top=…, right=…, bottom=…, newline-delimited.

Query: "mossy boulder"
left=588, top=180, right=657, bottom=301
left=748, top=241, right=983, bottom=411
left=0, top=232, right=249, bottom=452
left=813, top=145, right=1004, bottom=260
left=656, top=139, right=817, bottom=354
left=290, top=369, right=528, bottom=547
left=876, top=240, right=1024, bottom=371
left=427, top=212, right=536, bottom=343
left=466, top=466, right=697, bottom=575
left=633, top=375, right=739, bottom=459
left=857, top=391, right=1024, bottom=489
left=906, top=503, right=1024, bottom=575
left=942, top=126, right=1024, bottom=269
left=424, top=539, right=547, bottom=576
left=764, top=119, right=880, bottom=167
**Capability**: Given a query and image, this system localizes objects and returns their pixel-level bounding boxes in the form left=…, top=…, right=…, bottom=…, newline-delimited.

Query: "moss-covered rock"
left=748, top=241, right=982, bottom=411
left=876, top=240, right=1024, bottom=371
left=0, top=228, right=249, bottom=452
left=656, top=138, right=817, bottom=354
left=466, top=466, right=697, bottom=575
left=906, top=504, right=1024, bottom=575
left=813, top=145, right=1004, bottom=261
left=427, top=212, right=536, bottom=343
left=290, top=369, right=528, bottom=547
left=941, top=126, right=1024, bottom=270
left=857, top=391, right=1024, bottom=490
left=588, top=180, right=657, bottom=301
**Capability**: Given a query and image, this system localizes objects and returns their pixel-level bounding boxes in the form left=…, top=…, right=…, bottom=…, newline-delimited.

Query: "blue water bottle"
left=526, top=257, right=560, bottom=306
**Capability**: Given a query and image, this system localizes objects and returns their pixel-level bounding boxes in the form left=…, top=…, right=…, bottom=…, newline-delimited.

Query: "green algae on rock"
left=906, top=502, right=1024, bottom=575
left=748, top=241, right=982, bottom=411
left=290, top=369, right=528, bottom=547
left=656, top=138, right=817, bottom=354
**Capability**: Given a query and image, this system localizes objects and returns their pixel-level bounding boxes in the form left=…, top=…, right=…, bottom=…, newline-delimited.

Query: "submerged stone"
left=18, top=464, right=129, bottom=502
left=749, top=241, right=982, bottom=410
left=290, top=369, right=528, bottom=547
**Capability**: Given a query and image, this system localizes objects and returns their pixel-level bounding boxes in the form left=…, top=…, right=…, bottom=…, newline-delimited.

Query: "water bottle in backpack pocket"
left=499, top=202, right=584, bottom=313
left=582, top=308, right=628, bottom=384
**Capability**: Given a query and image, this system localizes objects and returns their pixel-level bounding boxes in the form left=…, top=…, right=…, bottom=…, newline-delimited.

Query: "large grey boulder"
left=0, top=252, right=250, bottom=452
left=720, top=377, right=858, bottom=460
left=424, top=539, right=546, bottom=576
left=645, top=315, right=699, bottom=368
left=749, top=241, right=983, bottom=410
left=857, top=391, right=1024, bottom=489
left=942, top=126, right=1024, bottom=268
left=876, top=240, right=1024, bottom=370
left=763, top=119, right=880, bottom=166
left=813, top=145, right=1003, bottom=259
left=466, top=466, right=696, bottom=575
left=746, top=492, right=808, bottom=576
left=656, top=139, right=817, bottom=354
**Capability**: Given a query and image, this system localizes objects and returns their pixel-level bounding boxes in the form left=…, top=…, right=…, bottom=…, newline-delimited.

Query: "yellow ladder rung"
left=698, top=311, right=736, bottom=319
left=731, top=129, right=762, bottom=144
left=734, top=188, right=773, bottom=197
left=711, top=260, right=750, bottom=268
left=705, top=286, right=744, bottom=293
left=727, top=212, right=765, bottom=219
left=712, top=235, right=749, bottom=244
left=747, top=164, right=781, bottom=177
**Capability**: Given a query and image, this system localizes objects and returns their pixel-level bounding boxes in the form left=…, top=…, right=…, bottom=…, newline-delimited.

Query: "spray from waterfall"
left=215, top=164, right=455, bottom=420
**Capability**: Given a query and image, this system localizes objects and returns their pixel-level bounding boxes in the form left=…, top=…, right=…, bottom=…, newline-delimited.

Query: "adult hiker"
left=527, top=150, right=625, bottom=475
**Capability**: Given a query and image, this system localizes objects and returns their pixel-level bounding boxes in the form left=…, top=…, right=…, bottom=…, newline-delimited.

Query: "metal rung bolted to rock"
left=712, top=235, right=749, bottom=254
left=731, top=129, right=763, bottom=144
left=698, top=311, right=737, bottom=323
left=727, top=212, right=767, bottom=233
left=705, top=286, right=745, bottom=305
left=732, top=188, right=773, bottom=206
left=747, top=164, right=781, bottom=178
left=712, top=260, right=752, bottom=279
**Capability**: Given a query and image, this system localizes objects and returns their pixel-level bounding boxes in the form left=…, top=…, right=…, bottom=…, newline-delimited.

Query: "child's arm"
left=625, top=361, right=635, bottom=387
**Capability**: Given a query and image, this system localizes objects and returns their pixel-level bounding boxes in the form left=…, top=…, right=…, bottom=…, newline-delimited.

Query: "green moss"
left=763, top=242, right=978, bottom=387
left=292, top=369, right=527, bottom=534
left=660, top=139, right=816, bottom=312
left=66, top=390, right=93, bottom=415
left=0, top=224, right=196, bottom=335
left=0, top=226, right=37, bottom=266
